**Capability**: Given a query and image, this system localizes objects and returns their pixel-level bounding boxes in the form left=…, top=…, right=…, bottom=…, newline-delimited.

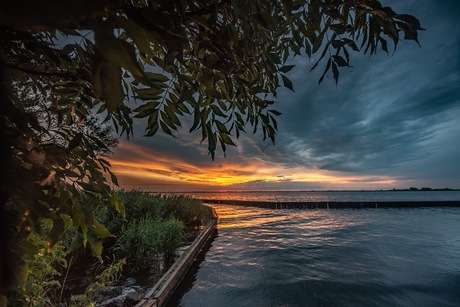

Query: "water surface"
left=180, top=190, right=460, bottom=202
left=170, top=204, right=460, bottom=306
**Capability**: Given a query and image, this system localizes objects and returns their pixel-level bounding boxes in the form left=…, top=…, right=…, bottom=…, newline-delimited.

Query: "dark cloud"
left=112, top=0, right=460, bottom=190
left=264, top=0, right=460, bottom=180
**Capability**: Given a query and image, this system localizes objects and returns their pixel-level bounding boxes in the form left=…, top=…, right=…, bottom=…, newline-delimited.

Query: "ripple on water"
left=170, top=205, right=460, bottom=307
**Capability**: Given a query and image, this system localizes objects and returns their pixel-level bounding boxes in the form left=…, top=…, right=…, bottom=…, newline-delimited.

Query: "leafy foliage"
left=5, top=231, right=67, bottom=306
left=0, top=0, right=423, bottom=158
left=0, top=0, right=422, bottom=303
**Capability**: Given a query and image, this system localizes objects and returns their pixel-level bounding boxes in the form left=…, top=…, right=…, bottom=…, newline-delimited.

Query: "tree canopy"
left=0, top=0, right=422, bottom=301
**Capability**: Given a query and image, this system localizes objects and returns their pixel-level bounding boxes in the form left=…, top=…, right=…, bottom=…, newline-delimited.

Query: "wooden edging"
left=135, top=208, right=218, bottom=307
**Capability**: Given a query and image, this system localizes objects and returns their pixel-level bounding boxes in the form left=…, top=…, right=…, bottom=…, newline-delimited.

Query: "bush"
left=6, top=231, right=67, bottom=306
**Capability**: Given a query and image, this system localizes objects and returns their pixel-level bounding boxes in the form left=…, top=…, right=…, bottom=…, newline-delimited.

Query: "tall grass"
left=115, top=216, right=184, bottom=268
left=96, top=190, right=213, bottom=272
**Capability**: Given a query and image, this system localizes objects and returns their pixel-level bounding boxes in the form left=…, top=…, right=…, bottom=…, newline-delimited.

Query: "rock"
left=125, top=290, right=144, bottom=305
left=95, top=286, right=123, bottom=300
left=97, top=287, right=145, bottom=307
left=124, top=277, right=137, bottom=287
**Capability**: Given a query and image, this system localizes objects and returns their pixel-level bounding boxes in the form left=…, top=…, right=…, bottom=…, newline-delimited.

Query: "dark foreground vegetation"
left=6, top=191, right=212, bottom=306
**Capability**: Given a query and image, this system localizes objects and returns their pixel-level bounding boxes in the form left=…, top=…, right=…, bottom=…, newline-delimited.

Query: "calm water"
left=177, top=190, right=460, bottom=202
left=168, top=196, right=460, bottom=306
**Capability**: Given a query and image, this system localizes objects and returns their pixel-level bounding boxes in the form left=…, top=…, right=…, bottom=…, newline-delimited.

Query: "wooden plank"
left=139, top=208, right=217, bottom=306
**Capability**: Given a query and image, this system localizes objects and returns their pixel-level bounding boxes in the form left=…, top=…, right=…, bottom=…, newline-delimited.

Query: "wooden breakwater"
left=135, top=208, right=218, bottom=307
left=200, top=199, right=460, bottom=209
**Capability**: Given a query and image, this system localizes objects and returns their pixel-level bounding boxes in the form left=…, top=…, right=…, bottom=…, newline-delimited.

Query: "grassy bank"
left=7, top=191, right=213, bottom=306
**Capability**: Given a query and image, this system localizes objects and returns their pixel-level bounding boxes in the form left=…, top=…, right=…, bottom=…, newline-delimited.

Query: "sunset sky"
left=109, top=0, right=460, bottom=192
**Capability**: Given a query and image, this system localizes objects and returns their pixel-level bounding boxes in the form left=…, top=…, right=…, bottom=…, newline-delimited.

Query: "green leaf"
left=164, top=105, right=181, bottom=126
left=331, top=39, right=346, bottom=48
left=134, top=87, right=163, bottom=100
left=219, top=132, right=236, bottom=146
left=134, top=101, right=159, bottom=118
left=147, top=109, right=159, bottom=128
left=160, top=120, right=174, bottom=136
left=49, top=218, right=66, bottom=247
left=161, top=110, right=178, bottom=131
left=17, top=238, right=40, bottom=256
left=396, top=14, right=424, bottom=30
left=268, top=109, right=282, bottom=116
left=145, top=121, right=159, bottom=136
left=329, top=24, right=346, bottom=35
left=109, top=170, right=119, bottom=186
left=190, top=108, right=200, bottom=132
left=211, top=104, right=226, bottom=117
left=379, top=37, right=388, bottom=53
left=332, top=55, right=348, bottom=67
left=344, top=39, right=360, bottom=51
left=279, top=65, right=295, bottom=73
left=305, top=39, right=312, bottom=57
left=100, top=61, right=124, bottom=112
left=144, top=71, right=170, bottom=83
left=206, top=121, right=216, bottom=159
left=319, top=58, right=332, bottom=84
left=110, top=194, right=125, bottom=218
left=14, top=264, right=29, bottom=289
left=87, top=235, right=103, bottom=258
left=281, top=74, right=294, bottom=91
left=94, top=22, right=146, bottom=83
left=92, top=219, right=113, bottom=238
left=176, top=101, right=190, bottom=114
left=215, top=120, right=228, bottom=134
left=332, top=61, right=339, bottom=85
left=114, top=16, right=153, bottom=55
left=270, top=115, right=278, bottom=130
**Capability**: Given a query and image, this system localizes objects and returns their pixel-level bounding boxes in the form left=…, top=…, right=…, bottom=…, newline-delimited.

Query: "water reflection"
left=171, top=205, right=460, bottom=306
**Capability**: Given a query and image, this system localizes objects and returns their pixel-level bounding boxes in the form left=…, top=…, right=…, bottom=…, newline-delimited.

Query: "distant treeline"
left=395, top=188, right=459, bottom=191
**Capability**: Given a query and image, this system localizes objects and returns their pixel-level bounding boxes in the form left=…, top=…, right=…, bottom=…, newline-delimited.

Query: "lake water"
left=167, top=192, right=460, bottom=306
left=176, top=190, right=460, bottom=202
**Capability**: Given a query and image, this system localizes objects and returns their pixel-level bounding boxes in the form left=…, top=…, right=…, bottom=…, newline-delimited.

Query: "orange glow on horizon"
left=108, top=140, right=397, bottom=190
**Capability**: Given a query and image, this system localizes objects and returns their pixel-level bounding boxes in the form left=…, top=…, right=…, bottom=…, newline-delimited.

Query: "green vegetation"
left=5, top=191, right=212, bottom=306
left=0, top=1, right=422, bottom=304
left=99, top=191, right=213, bottom=271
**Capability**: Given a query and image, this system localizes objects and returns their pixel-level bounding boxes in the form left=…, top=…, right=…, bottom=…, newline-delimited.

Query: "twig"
left=59, top=255, right=73, bottom=303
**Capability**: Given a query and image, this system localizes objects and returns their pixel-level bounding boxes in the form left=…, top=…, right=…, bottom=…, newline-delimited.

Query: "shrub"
left=6, top=232, right=67, bottom=306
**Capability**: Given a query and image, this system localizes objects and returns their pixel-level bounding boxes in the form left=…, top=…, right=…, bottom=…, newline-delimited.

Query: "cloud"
left=109, top=0, right=460, bottom=190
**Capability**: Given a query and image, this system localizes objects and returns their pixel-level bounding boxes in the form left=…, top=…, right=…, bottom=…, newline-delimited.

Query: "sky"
left=109, top=0, right=460, bottom=192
